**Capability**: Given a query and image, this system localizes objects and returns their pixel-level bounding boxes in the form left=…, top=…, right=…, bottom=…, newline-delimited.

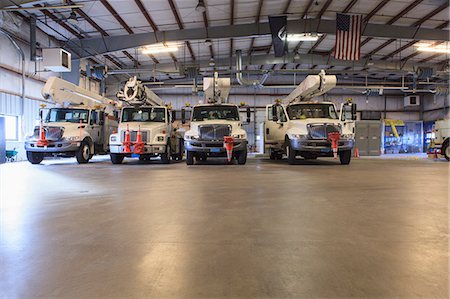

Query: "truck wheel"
left=269, top=150, right=276, bottom=160
left=26, top=151, right=44, bottom=164
left=76, top=140, right=91, bottom=164
left=287, top=143, right=296, bottom=165
left=237, top=149, right=247, bottom=165
left=110, top=153, right=124, bottom=164
left=339, top=150, right=352, bottom=165
left=186, top=151, right=194, bottom=165
left=160, top=145, right=171, bottom=164
left=442, top=143, right=450, bottom=161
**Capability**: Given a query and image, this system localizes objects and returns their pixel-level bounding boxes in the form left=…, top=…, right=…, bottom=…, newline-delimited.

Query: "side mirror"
left=181, top=108, right=186, bottom=124
left=39, top=109, right=43, bottom=120
left=271, top=105, right=279, bottom=122
left=351, top=103, right=357, bottom=120
left=246, top=107, right=251, bottom=123
left=171, top=110, right=176, bottom=123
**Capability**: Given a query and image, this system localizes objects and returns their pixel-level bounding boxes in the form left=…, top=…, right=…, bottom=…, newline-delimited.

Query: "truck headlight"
left=232, top=134, right=246, bottom=139
left=290, top=134, right=308, bottom=139
left=185, top=135, right=199, bottom=140
left=110, top=136, right=117, bottom=142
left=157, top=136, right=165, bottom=142
left=341, top=134, right=353, bottom=139
left=66, top=136, right=81, bottom=141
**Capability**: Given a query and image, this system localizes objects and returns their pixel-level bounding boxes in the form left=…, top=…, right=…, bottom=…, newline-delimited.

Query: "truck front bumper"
left=25, top=141, right=80, bottom=153
left=185, top=139, right=247, bottom=153
left=110, top=144, right=167, bottom=155
left=290, top=138, right=354, bottom=153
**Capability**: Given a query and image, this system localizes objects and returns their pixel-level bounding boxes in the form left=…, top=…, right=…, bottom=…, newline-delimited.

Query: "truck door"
left=89, top=110, right=102, bottom=145
left=340, top=102, right=357, bottom=134
left=265, top=104, right=288, bottom=147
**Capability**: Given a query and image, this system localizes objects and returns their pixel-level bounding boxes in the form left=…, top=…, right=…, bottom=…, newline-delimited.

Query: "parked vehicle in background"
left=433, top=118, right=450, bottom=161
left=264, top=70, right=357, bottom=165
left=109, top=77, right=183, bottom=164
left=25, top=77, right=119, bottom=164
left=184, top=74, right=249, bottom=165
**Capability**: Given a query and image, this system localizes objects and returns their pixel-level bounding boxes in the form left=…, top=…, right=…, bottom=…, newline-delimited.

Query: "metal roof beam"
left=70, top=19, right=450, bottom=59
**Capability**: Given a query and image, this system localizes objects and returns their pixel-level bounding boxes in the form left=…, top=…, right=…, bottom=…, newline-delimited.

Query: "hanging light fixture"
left=67, top=10, right=78, bottom=25
left=416, top=42, right=450, bottom=54
left=141, top=43, right=179, bottom=54
left=195, top=0, right=206, bottom=13
left=285, top=32, right=323, bottom=42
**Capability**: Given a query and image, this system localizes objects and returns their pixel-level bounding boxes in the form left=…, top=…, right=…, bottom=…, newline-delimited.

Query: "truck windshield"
left=192, top=105, right=239, bottom=121
left=121, top=107, right=166, bottom=122
left=287, top=104, right=338, bottom=120
left=45, top=108, right=89, bottom=123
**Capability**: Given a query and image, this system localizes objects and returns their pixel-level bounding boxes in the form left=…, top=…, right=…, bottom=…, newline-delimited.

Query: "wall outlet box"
left=42, top=48, right=71, bottom=72
left=404, top=95, right=420, bottom=107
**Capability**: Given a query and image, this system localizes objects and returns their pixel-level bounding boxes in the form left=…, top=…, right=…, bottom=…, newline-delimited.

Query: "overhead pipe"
left=0, top=28, right=25, bottom=117
left=235, top=49, right=269, bottom=88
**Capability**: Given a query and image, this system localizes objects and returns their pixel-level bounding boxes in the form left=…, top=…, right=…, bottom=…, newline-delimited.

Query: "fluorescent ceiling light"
left=286, top=33, right=323, bottom=42
left=416, top=43, right=450, bottom=54
left=141, top=43, right=179, bottom=54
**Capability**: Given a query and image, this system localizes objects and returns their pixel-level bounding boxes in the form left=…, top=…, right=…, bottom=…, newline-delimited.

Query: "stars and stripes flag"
left=334, top=13, right=363, bottom=60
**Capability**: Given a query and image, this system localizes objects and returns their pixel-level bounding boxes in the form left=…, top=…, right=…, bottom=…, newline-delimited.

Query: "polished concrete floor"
left=0, top=156, right=448, bottom=298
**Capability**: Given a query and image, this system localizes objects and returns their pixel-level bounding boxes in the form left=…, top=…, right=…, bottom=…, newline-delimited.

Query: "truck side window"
left=275, top=106, right=287, bottom=122
left=99, top=111, right=105, bottom=124
left=90, top=111, right=98, bottom=125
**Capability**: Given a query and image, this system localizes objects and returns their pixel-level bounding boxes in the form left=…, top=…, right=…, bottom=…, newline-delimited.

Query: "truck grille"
left=307, top=124, right=341, bottom=139
left=199, top=125, right=231, bottom=140
left=33, top=126, right=64, bottom=140
left=121, top=130, right=149, bottom=143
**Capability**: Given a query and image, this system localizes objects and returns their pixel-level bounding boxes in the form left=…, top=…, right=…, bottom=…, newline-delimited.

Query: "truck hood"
left=286, top=118, right=353, bottom=135
left=27, top=122, right=82, bottom=140
left=186, top=119, right=246, bottom=137
left=118, top=122, right=167, bottom=132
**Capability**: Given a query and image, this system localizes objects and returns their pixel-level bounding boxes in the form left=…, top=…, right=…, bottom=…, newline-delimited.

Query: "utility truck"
left=265, top=70, right=357, bottom=165
left=184, top=74, right=249, bottom=165
left=109, top=77, right=183, bottom=164
left=25, top=77, right=119, bottom=164
left=432, top=118, right=450, bottom=161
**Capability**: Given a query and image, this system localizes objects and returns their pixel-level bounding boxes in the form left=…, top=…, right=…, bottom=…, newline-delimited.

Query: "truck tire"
left=26, top=151, right=44, bottom=164
left=76, top=140, right=91, bottom=164
left=186, top=151, right=194, bottom=165
left=443, top=142, right=450, bottom=161
left=287, top=142, right=296, bottom=165
left=110, top=153, right=125, bottom=164
left=160, top=144, right=171, bottom=164
left=339, top=150, right=352, bottom=165
left=237, top=149, right=247, bottom=165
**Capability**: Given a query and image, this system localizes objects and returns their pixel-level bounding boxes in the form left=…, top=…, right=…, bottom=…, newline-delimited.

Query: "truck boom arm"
left=117, top=76, right=164, bottom=107
left=42, top=77, right=116, bottom=108
left=285, top=70, right=337, bottom=103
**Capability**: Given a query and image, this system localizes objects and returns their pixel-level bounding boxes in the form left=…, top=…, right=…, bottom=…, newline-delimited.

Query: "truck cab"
left=265, top=101, right=356, bottom=164
left=109, top=105, right=183, bottom=164
left=25, top=106, right=117, bottom=164
left=433, top=118, right=450, bottom=161
left=184, top=103, right=248, bottom=165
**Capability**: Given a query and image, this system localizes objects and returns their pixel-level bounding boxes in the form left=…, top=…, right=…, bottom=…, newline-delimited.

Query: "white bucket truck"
left=183, top=74, right=248, bottom=165
left=109, top=77, right=183, bottom=164
left=433, top=118, right=450, bottom=161
left=25, top=77, right=119, bottom=164
left=265, top=70, right=357, bottom=165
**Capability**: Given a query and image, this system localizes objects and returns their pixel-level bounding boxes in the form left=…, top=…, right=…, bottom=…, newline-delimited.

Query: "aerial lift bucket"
left=134, top=126, right=145, bottom=154
left=37, top=122, right=48, bottom=147
left=328, top=132, right=340, bottom=159
left=224, top=136, right=234, bottom=162
left=123, top=125, right=132, bottom=154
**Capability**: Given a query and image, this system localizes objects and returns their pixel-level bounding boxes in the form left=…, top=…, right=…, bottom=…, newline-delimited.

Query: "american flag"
left=334, top=13, right=363, bottom=60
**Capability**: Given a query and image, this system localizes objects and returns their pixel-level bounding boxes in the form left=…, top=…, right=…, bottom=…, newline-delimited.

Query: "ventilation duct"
left=235, top=50, right=269, bottom=88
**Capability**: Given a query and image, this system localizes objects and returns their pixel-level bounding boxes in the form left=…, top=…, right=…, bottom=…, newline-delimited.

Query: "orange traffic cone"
left=328, top=132, right=340, bottom=159
left=123, top=125, right=132, bottom=153
left=434, top=148, right=438, bottom=159
left=354, top=147, right=360, bottom=158
left=224, top=136, right=234, bottom=163
left=37, top=122, right=48, bottom=147
left=134, top=125, right=144, bottom=154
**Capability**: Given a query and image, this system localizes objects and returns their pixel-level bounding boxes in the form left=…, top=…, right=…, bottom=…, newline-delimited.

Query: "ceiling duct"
left=235, top=50, right=269, bottom=88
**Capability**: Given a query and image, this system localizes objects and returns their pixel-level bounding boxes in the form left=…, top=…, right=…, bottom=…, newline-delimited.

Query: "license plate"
left=210, top=148, right=221, bottom=153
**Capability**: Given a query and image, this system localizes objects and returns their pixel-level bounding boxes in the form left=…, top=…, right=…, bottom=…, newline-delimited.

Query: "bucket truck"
left=24, top=77, right=119, bottom=164
left=432, top=118, right=450, bottom=161
left=264, top=70, right=357, bottom=165
left=183, top=74, right=248, bottom=165
left=108, top=77, right=183, bottom=164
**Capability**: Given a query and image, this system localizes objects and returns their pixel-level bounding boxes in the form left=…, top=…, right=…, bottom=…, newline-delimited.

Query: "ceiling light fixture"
left=67, top=10, right=78, bottom=25
left=285, top=32, right=323, bottom=42
left=416, top=43, right=450, bottom=54
left=196, top=0, right=206, bottom=13
left=141, top=43, right=179, bottom=54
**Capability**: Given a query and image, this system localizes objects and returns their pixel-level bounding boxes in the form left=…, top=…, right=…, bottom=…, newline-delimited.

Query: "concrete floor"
left=0, top=156, right=448, bottom=298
